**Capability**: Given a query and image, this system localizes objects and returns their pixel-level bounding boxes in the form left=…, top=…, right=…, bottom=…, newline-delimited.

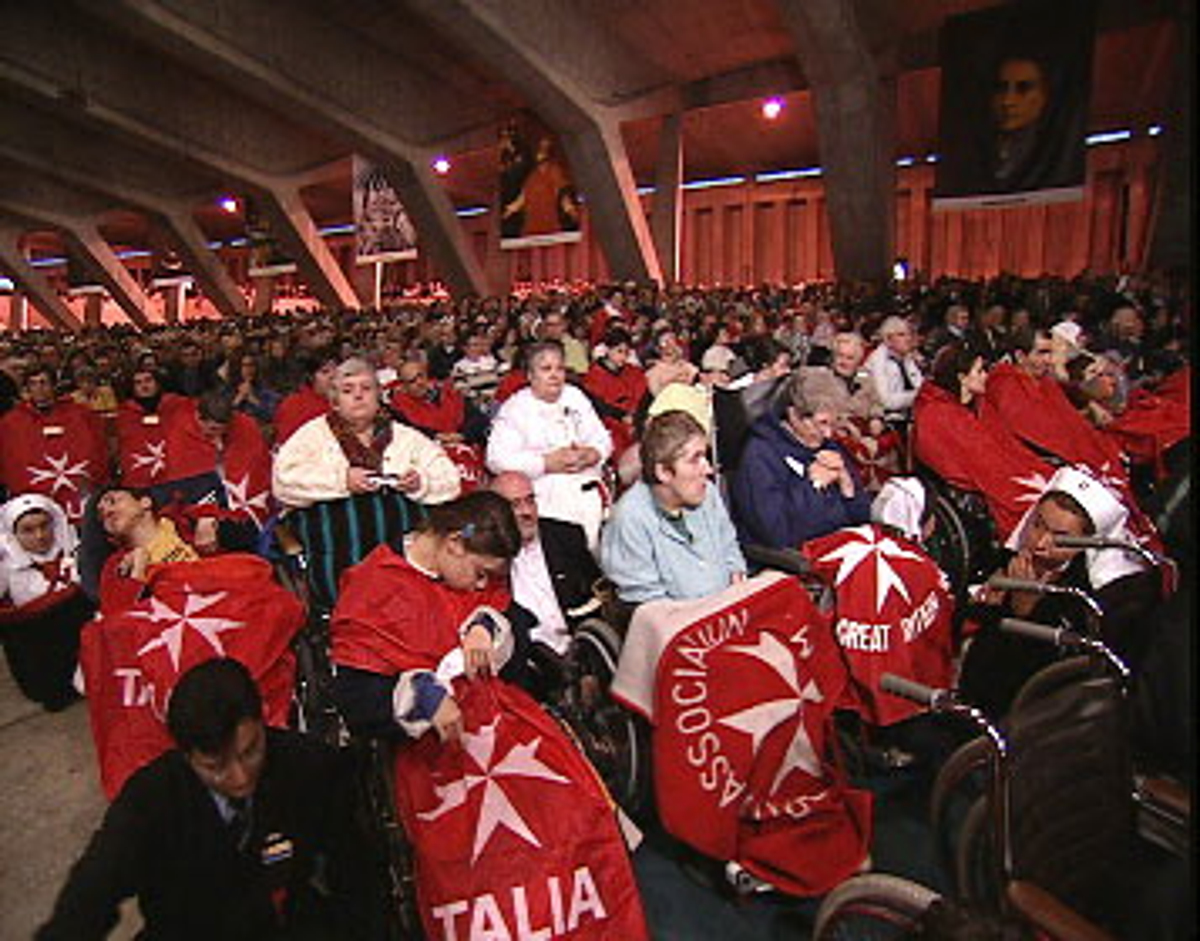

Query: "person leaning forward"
left=37, top=658, right=371, bottom=941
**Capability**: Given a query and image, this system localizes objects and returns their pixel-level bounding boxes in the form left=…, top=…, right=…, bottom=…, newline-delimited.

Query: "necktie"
left=893, top=356, right=914, bottom=392
left=228, top=797, right=251, bottom=852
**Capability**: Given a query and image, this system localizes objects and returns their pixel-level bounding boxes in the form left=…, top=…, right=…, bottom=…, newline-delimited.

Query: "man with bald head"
left=490, top=471, right=601, bottom=656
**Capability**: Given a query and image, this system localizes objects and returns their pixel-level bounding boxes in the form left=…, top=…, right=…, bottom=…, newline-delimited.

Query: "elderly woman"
left=273, top=357, right=460, bottom=510
left=486, top=341, right=611, bottom=551
left=730, top=371, right=871, bottom=549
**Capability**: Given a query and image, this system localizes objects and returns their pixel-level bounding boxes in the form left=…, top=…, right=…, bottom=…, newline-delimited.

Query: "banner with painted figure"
left=611, top=571, right=872, bottom=896
left=244, top=195, right=297, bottom=277
left=353, top=155, right=418, bottom=264
left=499, top=112, right=583, bottom=248
left=934, top=0, right=1097, bottom=208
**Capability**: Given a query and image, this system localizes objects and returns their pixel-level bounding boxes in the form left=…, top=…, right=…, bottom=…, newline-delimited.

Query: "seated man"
left=731, top=372, right=871, bottom=549
left=864, top=316, right=923, bottom=424
left=388, top=352, right=488, bottom=447
left=601, top=410, right=746, bottom=604
left=38, top=657, right=366, bottom=941
left=114, top=367, right=190, bottom=490
left=490, top=470, right=602, bottom=657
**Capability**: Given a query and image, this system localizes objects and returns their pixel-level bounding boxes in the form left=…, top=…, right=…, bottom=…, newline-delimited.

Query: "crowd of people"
left=0, top=269, right=1190, bottom=938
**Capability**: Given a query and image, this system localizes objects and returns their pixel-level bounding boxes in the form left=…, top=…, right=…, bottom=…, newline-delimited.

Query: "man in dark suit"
left=491, top=471, right=602, bottom=658
left=38, top=658, right=370, bottom=941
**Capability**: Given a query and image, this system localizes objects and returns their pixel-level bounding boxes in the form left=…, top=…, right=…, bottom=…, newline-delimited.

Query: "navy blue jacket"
left=731, top=411, right=871, bottom=549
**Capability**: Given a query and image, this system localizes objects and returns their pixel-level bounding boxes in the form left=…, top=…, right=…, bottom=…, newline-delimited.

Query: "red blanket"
left=612, top=572, right=872, bottom=896
left=394, top=678, right=649, bottom=940
left=804, top=525, right=955, bottom=726
left=79, top=554, right=302, bottom=798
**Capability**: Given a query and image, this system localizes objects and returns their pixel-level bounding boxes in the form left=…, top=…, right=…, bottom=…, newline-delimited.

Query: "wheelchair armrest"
left=1006, top=881, right=1118, bottom=941
left=1138, top=774, right=1191, bottom=819
left=742, top=543, right=810, bottom=576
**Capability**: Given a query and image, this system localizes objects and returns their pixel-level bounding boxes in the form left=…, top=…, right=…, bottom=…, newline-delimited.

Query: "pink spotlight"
left=761, top=98, right=784, bottom=121
left=432, top=156, right=451, bottom=175
left=219, top=196, right=239, bottom=214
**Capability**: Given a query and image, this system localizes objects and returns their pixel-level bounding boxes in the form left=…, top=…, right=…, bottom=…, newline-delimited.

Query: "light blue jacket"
left=600, top=480, right=746, bottom=604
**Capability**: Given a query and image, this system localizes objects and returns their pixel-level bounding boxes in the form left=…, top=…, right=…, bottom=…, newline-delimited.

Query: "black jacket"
left=538, top=517, right=603, bottom=623
left=38, top=729, right=367, bottom=941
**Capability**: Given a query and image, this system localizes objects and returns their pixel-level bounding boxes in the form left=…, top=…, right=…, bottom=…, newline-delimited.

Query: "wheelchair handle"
left=985, top=576, right=1104, bottom=636
left=880, top=673, right=944, bottom=708
left=1054, top=534, right=1175, bottom=575
left=998, top=617, right=1074, bottom=646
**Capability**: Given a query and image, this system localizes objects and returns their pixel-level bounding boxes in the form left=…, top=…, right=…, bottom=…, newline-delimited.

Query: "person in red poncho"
left=114, top=367, right=190, bottom=490
left=583, top=326, right=648, bottom=464
left=913, top=342, right=1054, bottom=541
left=0, top=364, right=109, bottom=523
left=330, top=490, right=527, bottom=743
left=981, top=326, right=1125, bottom=476
left=271, top=347, right=337, bottom=448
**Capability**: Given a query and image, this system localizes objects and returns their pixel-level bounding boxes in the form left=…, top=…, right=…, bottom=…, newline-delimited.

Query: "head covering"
left=1050, top=321, right=1083, bottom=349
left=0, top=493, right=77, bottom=567
left=647, top=381, right=712, bottom=433
left=871, top=477, right=927, bottom=542
left=1005, top=464, right=1146, bottom=589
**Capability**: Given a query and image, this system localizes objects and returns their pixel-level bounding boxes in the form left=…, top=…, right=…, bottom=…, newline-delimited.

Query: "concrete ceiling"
left=0, top=0, right=1182, bottom=270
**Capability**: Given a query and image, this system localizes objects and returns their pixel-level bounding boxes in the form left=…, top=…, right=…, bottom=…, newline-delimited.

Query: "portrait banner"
left=499, top=112, right=583, bottom=249
left=934, top=0, right=1097, bottom=209
left=353, top=155, right=418, bottom=264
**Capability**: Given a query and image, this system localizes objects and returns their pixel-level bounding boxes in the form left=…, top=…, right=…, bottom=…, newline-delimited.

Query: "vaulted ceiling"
left=0, top=0, right=1183, bottom=272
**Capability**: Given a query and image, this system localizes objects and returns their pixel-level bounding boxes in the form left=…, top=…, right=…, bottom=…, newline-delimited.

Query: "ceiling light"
left=219, top=196, right=239, bottom=214
left=432, top=157, right=451, bottom=175
left=761, top=98, right=784, bottom=121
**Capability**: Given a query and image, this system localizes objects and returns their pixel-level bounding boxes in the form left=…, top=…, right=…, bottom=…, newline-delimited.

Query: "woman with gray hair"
left=730, top=370, right=871, bottom=549
left=272, top=357, right=460, bottom=509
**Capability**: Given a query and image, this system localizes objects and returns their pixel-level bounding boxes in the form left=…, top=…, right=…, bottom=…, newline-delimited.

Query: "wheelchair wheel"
left=929, top=735, right=991, bottom=887
left=813, top=873, right=941, bottom=939
left=291, top=613, right=347, bottom=746
left=955, top=795, right=1001, bottom=910
left=556, top=618, right=651, bottom=820
left=925, top=491, right=972, bottom=597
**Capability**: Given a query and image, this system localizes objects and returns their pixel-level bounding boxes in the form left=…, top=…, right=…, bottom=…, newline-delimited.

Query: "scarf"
left=326, top=411, right=394, bottom=473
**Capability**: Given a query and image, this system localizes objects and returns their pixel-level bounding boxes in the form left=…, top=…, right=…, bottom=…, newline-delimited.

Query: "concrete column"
left=0, top=226, right=81, bottom=332
left=379, top=162, right=492, bottom=299
left=8, top=293, right=28, bottom=331
left=160, top=208, right=250, bottom=319
left=561, top=122, right=663, bottom=287
left=250, top=275, right=276, bottom=315
left=779, top=0, right=897, bottom=284
left=1147, top=3, right=1191, bottom=274
left=84, top=292, right=104, bottom=327
left=651, top=112, right=684, bottom=284
left=160, top=281, right=185, bottom=324
left=259, top=185, right=359, bottom=310
left=66, top=224, right=151, bottom=328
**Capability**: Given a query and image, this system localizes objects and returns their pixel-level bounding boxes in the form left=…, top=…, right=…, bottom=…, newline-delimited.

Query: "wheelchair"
left=273, top=489, right=648, bottom=937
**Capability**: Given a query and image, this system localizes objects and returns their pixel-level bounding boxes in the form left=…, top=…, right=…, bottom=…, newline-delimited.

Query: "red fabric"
left=0, top=584, right=82, bottom=624
left=79, top=554, right=302, bottom=799
left=1104, top=367, right=1191, bottom=479
left=0, top=400, right=109, bottom=521
left=648, top=575, right=872, bottom=896
left=161, top=402, right=273, bottom=527
left=835, top=423, right=903, bottom=492
left=442, top=441, right=485, bottom=494
left=388, top=381, right=466, bottom=437
left=331, top=545, right=510, bottom=676
left=912, top=383, right=1055, bottom=540
left=494, top=370, right=528, bottom=404
left=272, top=385, right=330, bottom=447
left=395, top=678, right=649, bottom=941
left=981, top=364, right=1126, bottom=477
left=803, top=525, right=955, bottom=726
left=115, top=394, right=191, bottom=489
left=583, top=361, right=647, bottom=459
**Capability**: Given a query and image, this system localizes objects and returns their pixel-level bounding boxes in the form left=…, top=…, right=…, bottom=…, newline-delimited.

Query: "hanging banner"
left=353, top=155, right=418, bottom=264
left=933, top=0, right=1096, bottom=209
left=244, top=195, right=298, bottom=277
left=499, top=112, right=583, bottom=249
